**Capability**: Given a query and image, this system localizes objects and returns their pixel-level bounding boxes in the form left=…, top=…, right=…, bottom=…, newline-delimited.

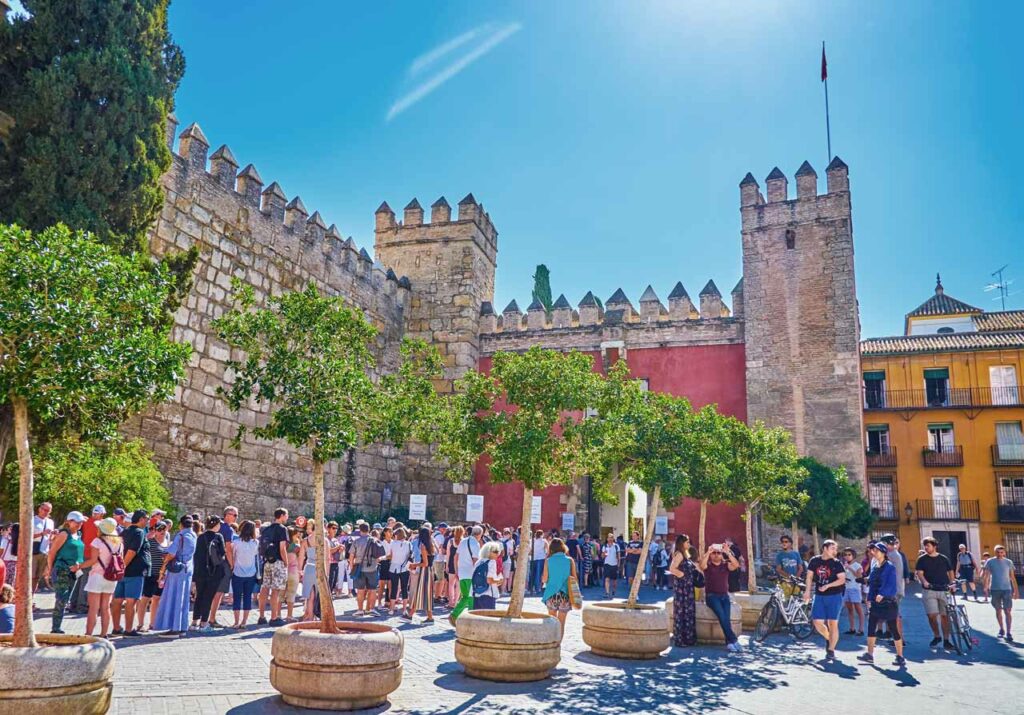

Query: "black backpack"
left=207, top=534, right=226, bottom=575
left=260, top=525, right=281, bottom=563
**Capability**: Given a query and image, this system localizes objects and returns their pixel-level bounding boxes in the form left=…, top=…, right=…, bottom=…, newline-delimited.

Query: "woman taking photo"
left=154, top=515, right=197, bottom=638
left=859, top=542, right=905, bottom=666
left=541, top=537, right=578, bottom=641
left=76, top=517, right=123, bottom=638
left=45, top=510, right=86, bottom=634
left=137, top=520, right=171, bottom=632
left=231, top=520, right=260, bottom=628
left=667, top=533, right=699, bottom=647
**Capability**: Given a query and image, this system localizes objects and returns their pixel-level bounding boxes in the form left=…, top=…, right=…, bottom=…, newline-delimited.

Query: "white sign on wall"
left=531, top=495, right=543, bottom=524
left=654, top=516, right=669, bottom=535
left=466, top=494, right=485, bottom=522
left=561, top=512, right=575, bottom=532
left=409, top=494, right=427, bottom=520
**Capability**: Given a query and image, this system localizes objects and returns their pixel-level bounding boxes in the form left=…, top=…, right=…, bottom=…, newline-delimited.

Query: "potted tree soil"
left=434, top=346, right=605, bottom=682
left=215, top=284, right=441, bottom=710
left=0, top=225, right=191, bottom=712
left=580, top=368, right=706, bottom=659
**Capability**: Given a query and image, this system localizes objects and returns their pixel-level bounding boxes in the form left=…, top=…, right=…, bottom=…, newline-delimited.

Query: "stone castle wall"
left=121, top=118, right=413, bottom=518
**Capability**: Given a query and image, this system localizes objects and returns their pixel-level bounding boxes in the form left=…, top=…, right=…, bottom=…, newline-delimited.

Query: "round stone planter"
left=695, top=601, right=743, bottom=644
left=0, top=634, right=115, bottom=714
left=270, top=621, right=403, bottom=710
left=581, top=601, right=669, bottom=659
left=454, top=609, right=561, bottom=682
left=731, top=591, right=772, bottom=631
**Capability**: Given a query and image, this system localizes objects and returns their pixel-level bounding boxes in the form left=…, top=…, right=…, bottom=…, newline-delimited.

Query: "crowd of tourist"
left=0, top=501, right=1018, bottom=667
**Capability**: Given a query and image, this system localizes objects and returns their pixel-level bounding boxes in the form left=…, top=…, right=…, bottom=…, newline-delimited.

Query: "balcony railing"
left=998, top=504, right=1024, bottom=523
left=870, top=504, right=900, bottom=522
left=864, top=385, right=1024, bottom=410
left=922, top=444, right=964, bottom=467
left=993, top=444, right=1024, bottom=467
left=915, top=498, right=980, bottom=521
left=866, top=446, right=897, bottom=468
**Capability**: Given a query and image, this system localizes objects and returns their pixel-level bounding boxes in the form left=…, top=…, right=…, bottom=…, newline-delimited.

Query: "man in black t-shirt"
left=804, top=539, right=846, bottom=660
left=915, top=536, right=956, bottom=649
left=257, top=508, right=290, bottom=626
left=624, top=531, right=644, bottom=587
left=111, top=509, right=151, bottom=636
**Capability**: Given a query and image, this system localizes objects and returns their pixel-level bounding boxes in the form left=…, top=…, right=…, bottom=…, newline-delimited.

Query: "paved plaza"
left=29, top=584, right=1024, bottom=715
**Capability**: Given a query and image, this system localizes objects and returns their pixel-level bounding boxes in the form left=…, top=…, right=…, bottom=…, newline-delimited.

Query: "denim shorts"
left=113, top=575, right=144, bottom=600
left=991, top=590, right=1014, bottom=610
left=811, top=593, right=843, bottom=621
left=353, top=572, right=379, bottom=591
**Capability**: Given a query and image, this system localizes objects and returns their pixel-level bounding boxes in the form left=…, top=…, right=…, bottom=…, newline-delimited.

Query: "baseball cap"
left=92, top=505, right=106, bottom=515
left=438, top=522, right=449, bottom=529
left=880, top=533, right=897, bottom=545
left=113, top=508, right=127, bottom=517
left=66, top=511, right=85, bottom=523
left=372, top=523, right=383, bottom=530
left=870, top=542, right=889, bottom=554
left=151, top=509, right=166, bottom=516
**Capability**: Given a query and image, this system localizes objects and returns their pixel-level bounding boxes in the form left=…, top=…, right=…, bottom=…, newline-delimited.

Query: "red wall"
left=471, top=344, right=748, bottom=543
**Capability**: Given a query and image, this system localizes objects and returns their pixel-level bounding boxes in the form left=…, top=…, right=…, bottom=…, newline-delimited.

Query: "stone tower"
left=374, top=194, right=498, bottom=513
left=741, top=158, right=864, bottom=486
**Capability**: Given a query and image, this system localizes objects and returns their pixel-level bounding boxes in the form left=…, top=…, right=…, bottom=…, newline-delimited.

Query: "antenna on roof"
left=984, top=264, right=1013, bottom=310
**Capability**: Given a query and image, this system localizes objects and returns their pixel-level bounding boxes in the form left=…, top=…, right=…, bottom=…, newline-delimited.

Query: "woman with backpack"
left=74, top=517, right=123, bottom=638
left=471, top=541, right=504, bottom=610
left=191, top=515, right=228, bottom=632
left=154, top=515, right=197, bottom=637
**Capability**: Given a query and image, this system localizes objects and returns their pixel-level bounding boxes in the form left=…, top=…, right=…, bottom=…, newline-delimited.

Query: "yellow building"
left=860, top=276, right=1024, bottom=575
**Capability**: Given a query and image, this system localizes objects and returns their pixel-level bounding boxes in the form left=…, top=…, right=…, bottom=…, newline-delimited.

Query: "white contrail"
left=387, top=22, right=522, bottom=122
left=408, top=25, right=488, bottom=77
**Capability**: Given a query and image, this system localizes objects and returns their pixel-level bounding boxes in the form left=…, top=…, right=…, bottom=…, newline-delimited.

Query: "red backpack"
left=101, top=540, right=125, bottom=582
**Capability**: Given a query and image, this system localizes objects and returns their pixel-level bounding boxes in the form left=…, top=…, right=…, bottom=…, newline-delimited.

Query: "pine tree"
left=531, top=264, right=554, bottom=314
left=0, top=0, right=185, bottom=255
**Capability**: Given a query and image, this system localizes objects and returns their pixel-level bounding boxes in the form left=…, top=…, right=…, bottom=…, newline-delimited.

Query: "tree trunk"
left=312, top=458, right=338, bottom=634
left=698, top=499, right=708, bottom=554
left=626, top=485, right=660, bottom=608
left=791, top=517, right=799, bottom=549
left=12, top=396, right=37, bottom=647
left=812, top=525, right=820, bottom=553
left=0, top=402, right=13, bottom=482
left=745, top=505, right=757, bottom=593
left=506, top=487, right=534, bottom=619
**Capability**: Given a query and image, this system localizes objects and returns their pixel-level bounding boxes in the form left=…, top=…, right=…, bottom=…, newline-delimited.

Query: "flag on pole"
left=821, top=44, right=828, bottom=82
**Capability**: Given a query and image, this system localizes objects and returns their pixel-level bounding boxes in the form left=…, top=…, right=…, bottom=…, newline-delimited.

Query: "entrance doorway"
left=933, top=530, right=968, bottom=564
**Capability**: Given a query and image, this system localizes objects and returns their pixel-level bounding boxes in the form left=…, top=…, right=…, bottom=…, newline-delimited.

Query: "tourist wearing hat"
left=859, top=542, right=905, bottom=666
left=31, top=502, right=55, bottom=594
left=75, top=517, right=123, bottom=638
left=111, top=509, right=151, bottom=636
left=45, top=511, right=85, bottom=633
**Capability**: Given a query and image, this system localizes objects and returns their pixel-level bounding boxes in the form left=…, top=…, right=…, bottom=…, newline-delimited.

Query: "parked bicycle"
left=947, top=578, right=977, bottom=655
left=754, top=575, right=813, bottom=642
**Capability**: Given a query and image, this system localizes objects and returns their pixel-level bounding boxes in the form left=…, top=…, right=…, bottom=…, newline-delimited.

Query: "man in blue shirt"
left=774, top=535, right=804, bottom=597
left=983, top=545, right=1019, bottom=642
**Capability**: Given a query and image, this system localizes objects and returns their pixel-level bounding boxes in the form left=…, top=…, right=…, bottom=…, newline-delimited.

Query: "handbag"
left=567, top=573, right=583, bottom=610
left=165, top=534, right=185, bottom=574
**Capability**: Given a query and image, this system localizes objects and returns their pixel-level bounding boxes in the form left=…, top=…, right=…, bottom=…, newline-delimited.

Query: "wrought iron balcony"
left=864, top=386, right=1024, bottom=410
left=993, top=444, right=1024, bottom=467
left=866, top=446, right=897, bottom=468
left=998, top=504, right=1024, bottom=523
left=922, top=444, right=963, bottom=467
left=870, top=504, right=900, bottom=522
left=914, top=499, right=980, bottom=521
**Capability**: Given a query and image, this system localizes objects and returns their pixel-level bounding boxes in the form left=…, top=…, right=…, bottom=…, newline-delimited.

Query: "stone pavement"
left=28, top=583, right=1024, bottom=715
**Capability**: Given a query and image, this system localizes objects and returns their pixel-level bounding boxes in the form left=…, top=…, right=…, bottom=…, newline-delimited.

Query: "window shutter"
left=863, top=371, right=885, bottom=381
left=923, top=368, right=949, bottom=379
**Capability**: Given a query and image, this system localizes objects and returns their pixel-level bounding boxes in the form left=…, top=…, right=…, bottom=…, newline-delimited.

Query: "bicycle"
left=946, top=579, right=977, bottom=655
left=754, top=575, right=814, bottom=642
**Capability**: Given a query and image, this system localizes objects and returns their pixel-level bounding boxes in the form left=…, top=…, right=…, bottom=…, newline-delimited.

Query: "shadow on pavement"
left=226, top=694, right=392, bottom=714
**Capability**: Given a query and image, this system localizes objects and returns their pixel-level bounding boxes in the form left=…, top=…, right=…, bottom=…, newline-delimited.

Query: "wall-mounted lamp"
left=904, top=502, right=913, bottom=525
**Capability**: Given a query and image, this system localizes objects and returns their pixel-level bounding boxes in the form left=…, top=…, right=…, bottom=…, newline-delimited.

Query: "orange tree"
left=433, top=346, right=606, bottom=618
left=214, top=283, right=442, bottom=633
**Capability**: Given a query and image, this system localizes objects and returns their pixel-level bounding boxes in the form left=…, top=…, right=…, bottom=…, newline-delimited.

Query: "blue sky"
left=32, top=0, right=1024, bottom=338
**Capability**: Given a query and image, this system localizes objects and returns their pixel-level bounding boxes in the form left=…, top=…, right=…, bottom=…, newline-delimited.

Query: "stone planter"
left=454, top=609, right=561, bottom=682
left=581, top=601, right=669, bottom=659
left=732, top=592, right=772, bottom=631
left=0, top=634, right=115, bottom=714
left=695, top=601, right=743, bottom=644
left=270, top=621, right=403, bottom=710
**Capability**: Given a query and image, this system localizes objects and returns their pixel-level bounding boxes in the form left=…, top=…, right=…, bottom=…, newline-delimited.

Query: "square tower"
left=741, top=158, right=865, bottom=485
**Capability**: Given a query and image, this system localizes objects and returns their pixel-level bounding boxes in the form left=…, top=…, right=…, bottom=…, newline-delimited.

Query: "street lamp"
left=904, top=502, right=913, bottom=525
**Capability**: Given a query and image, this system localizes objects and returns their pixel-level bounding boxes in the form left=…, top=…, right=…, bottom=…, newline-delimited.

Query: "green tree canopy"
left=214, top=282, right=443, bottom=632
left=0, top=0, right=184, bottom=255
left=434, top=346, right=604, bottom=616
left=683, top=406, right=736, bottom=551
left=531, top=264, right=553, bottom=314
left=0, top=223, right=190, bottom=647
left=795, top=456, right=867, bottom=548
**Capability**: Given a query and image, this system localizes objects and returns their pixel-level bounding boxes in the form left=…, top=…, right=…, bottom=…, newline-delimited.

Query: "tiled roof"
left=973, top=310, right=1024, bottom=333
left=861, top=331, right=1024, bottom=356
left=906, top=276, right=981, bottom=318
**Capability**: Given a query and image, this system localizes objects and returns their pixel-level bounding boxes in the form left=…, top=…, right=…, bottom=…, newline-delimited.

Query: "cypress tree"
left=0, top=0, right=185, bottom=255
left=531, top=264, right=553, bottom=314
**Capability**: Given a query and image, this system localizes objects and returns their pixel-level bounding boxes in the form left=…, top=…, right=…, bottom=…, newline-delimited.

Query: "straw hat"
left=97, top=518, right=119, bottom=536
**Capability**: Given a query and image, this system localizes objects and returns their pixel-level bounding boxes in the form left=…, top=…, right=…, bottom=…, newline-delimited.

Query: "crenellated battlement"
left=483, top=282, right=739, bottom=335
left=163, top=117, right=411, bottom=298
left=373, top=193, right=498, bottom=260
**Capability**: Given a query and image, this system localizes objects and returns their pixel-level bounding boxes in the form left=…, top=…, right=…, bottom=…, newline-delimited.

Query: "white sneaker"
left=353, top=609, right=365, bottom=617
left=726, top=642, right=739, bottom=652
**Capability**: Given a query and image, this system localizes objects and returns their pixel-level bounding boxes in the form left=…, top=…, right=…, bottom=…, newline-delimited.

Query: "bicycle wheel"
left=956, top=606, right=974, bottom=651
left=755, top=602, right=779, bottom=642
left=948, top=613, right=967, bottom=655
left=791, top=603, right=814, bottom=640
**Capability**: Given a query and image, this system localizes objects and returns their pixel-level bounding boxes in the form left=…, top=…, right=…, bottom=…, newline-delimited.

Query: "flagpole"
left=823, top=41, right=832, bottom=162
